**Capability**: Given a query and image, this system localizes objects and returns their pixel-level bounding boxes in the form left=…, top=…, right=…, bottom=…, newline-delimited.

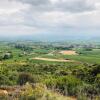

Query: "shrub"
left=17, top=73, right=37, bottom=85
left=45, top=75, right=82, bottom=96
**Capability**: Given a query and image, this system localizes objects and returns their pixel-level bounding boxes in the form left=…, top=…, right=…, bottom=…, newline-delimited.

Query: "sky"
left=0, top=0, right=100, bottom=39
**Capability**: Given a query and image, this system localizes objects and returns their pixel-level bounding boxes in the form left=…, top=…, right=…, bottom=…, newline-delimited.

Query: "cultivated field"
left=33, top=57, right=74, bottom=62
left=59, top=50, right=77, bottom=55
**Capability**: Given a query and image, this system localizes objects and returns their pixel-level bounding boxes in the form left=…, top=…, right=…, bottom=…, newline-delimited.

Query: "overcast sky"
left=0, top=0, right=100, bottom=37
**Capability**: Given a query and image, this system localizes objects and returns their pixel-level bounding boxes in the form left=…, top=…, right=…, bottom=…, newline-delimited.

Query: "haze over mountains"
left=0, top=33, right=100, bottom=42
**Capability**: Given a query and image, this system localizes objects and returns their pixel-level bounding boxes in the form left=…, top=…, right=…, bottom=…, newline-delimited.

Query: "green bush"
left=17, top=72, right=37, bottom=85
left=45, top=75, right=82, bottom=96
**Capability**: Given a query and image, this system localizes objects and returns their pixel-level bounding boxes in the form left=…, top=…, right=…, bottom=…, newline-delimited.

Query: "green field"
left=0, top=41, right=100, bottom=100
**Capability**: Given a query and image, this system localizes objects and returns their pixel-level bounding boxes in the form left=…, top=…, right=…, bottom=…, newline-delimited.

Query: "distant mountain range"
left=0, top=34, right=100, bottom=42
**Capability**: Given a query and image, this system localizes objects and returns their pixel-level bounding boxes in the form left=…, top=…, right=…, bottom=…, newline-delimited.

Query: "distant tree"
left=91, top=65, right=100, bottom=76
left=3, top=53, right=13, bottom=59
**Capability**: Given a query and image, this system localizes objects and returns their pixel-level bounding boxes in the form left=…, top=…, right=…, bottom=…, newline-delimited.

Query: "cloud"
left=13, top=0, right=96, bottom=13
left=56, top=0, right=95, bottom=13
left=0, top=0, right=100, bottom=37
left=14, top=0, right=50, bottom=5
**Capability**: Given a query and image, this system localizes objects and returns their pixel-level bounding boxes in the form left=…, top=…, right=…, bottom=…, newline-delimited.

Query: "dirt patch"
left=59, top=50, right=77, bottom=55
left=33, top=57, right=74, bottom=62
left=0, top=90, right=8, bottom=96
left=0, top=61, right=3, bottom=65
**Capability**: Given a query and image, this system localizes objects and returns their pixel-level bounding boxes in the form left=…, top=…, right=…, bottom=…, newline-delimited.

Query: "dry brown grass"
left=60, top=50, right=77, bottom=55
left=33, top=57, right=74, bottom=62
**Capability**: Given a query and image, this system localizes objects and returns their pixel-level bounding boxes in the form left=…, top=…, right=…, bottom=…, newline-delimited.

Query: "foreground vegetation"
left=0, top=41, right=100, bottom=100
